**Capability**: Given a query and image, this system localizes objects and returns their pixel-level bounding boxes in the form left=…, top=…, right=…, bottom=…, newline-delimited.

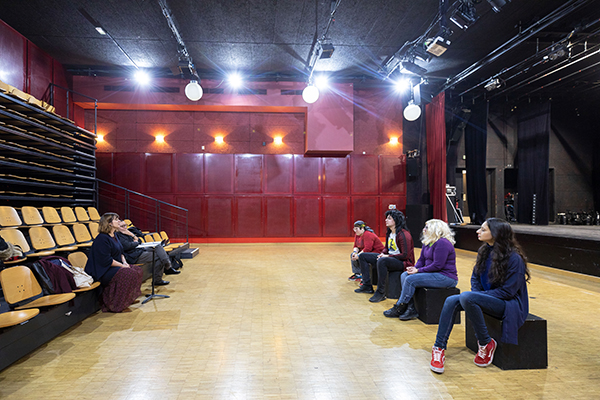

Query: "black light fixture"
left=546, top=44, right=568, bottom=61
left=400, top=61, right=428, bottom=76
left=487, top=0, right=510, bottom=13
left=450, top=1, right=480, bottom=30
left=320, top=40, right=335, bottom=59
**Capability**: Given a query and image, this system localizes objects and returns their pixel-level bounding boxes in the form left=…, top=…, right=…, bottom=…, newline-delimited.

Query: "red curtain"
left=426, top=92, right=448, bottom=222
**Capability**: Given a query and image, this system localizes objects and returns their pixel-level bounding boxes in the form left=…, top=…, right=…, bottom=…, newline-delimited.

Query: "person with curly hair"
left=354, top=209, right=415, bottom=302
left=383, top=219, right=458, bottom=321
left=430, top=218, right=530, bottom=374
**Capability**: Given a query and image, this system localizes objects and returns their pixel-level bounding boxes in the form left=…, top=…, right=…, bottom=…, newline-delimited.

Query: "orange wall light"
left=97, top=135, right=105, bottom=143
left=215, top=136, right=224, bottom=144
left=389, top=137, right=399, bottom=145
left=155, top=134, right=165, bottom=143
left=273, top=136, right=283, bottom=145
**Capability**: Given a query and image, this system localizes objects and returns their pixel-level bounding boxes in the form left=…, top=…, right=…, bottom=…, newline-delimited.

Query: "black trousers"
left=358, top=252, right=404, bottom=293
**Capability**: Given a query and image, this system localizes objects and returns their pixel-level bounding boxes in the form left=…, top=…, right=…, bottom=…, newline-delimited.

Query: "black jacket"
left=115, top=231, right=144, bottom=264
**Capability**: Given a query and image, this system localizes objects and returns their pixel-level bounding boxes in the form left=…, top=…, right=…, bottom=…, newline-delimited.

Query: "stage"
left=452, top=223, right=600, bottom=277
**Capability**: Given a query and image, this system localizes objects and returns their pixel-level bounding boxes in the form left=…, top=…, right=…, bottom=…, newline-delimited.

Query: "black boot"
left=383, top=302, right=408, bottom=318
left=354, top=284, right=374, bottom=293
left=399, top=300, right=419, bottom=321
left=369, top=291, right=386, bottom=303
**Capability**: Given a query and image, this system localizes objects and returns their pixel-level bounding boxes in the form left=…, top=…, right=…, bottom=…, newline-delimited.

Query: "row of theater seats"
left=0, top=206, right=101, bottom=228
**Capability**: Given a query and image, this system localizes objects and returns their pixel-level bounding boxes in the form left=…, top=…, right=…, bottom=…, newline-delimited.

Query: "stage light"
left=215, top=136, right=224, bottom=144
left=487, top=0, right=508, bottom=13
left=134, top=70, right=150, bottom=85
left=228, top=73, right=243, bottom=89
left=302, top=85, right=320, bottom=104
left=97, top=135, right=104, bottom=143
left=320, top=40, right=335, bottom=59
left=400, top=61, right=427, bottom=76
left=426, top=36, right=451, bottom=57
left=155, top=134, right=165, bottom=143
left=484, top=78, right=502, bottom=91
left=95, top=26, right=106, bottom=35
left=403, top=100, right=422, bottom=121
left=450, top=2, right=479, bottom=30
left=393, top=78, right=410, bottom=93
left=274, top=137, right=283, bottom=145
left=389, top=137, right=399, bottom=145
left=314, top=75, right=329, bottom=90
left=185, top=80, right=203, bottom=101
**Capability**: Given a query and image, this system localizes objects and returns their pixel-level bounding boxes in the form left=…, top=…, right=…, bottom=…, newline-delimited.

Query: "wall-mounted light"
left=215, top=136, right=224, bottom=144
left=97, top=135, right=104, bottom=143
left=302, top=85, right=319, bottom=104
left=155, top=134, right=165, bottom=143
left=389, top=137, right=399, bottom=145
left=185, top=80, right=203, bottom=101
left=274, top=137, right=283, bottom=145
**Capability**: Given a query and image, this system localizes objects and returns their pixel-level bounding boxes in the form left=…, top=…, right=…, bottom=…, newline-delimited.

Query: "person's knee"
left=458, top=291, right=477, bottom=308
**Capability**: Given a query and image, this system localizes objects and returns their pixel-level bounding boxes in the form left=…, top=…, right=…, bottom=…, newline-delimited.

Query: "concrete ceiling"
left=1, top=0, right=599, bottom=103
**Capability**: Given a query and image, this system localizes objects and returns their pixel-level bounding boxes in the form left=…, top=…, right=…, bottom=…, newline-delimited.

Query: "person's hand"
left=351, top=252, right=359, bottom=260
left=377, top=253, right=388, bottom=259
left=406, top=266, right=418, bottom=274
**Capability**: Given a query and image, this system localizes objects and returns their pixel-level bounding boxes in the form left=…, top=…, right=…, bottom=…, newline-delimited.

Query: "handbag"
left=58, top=259, right=94, bottom=288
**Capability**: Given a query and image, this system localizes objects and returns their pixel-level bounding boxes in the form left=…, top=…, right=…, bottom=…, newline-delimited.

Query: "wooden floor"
left=1, top=243, right=600, bottom=399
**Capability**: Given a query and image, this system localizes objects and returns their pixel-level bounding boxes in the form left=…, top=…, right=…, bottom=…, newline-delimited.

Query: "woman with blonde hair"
left=383, top=219, right=458, bottom=320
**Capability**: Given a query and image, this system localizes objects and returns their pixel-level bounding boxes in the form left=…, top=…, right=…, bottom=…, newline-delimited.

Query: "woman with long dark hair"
left=430, top=218, right=530, bottom=374
left=355, top=209, right=415, bottom=303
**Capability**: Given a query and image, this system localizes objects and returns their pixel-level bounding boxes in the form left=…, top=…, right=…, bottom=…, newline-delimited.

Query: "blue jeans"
left=397, top=271, right=458, bottom=304
left=434, top=291, right=506, bottom=350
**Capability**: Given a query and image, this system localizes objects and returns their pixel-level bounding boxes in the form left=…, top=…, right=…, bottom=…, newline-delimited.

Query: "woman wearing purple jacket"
left=383, top=219, right=458, bottom=321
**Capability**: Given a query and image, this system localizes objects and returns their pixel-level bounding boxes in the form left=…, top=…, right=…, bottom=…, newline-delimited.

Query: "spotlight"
left=545, top=45, right=567, bottom=61
left=320, top=40, right=335, bottom=59
left=400, top=61, right=427, bottom=76
left=228, top=73, right=243, bottom=89
left=450, top=2, right=479, bottom=30
left=155, top=135, right=165, bottom=143
left=134, top=70, right=150, bottom=85
left=487, top=0, right=509, bottom=13
left=314, top=75, right=329, bottom=90
left=393, top=78, right=410, bottom=93
left=389, top=137, right=399, bottom=145
left=274, top=137, right=283, bottom=145
left=484, top=78, right=502, bottom=91
left=185, top=80, right=203, bottom=101
left=97, top=135, right=104, bottom=142
left=403, top=100, right=422, bottom=121
left=215, top=136, right=224, bottom=144
left=302, top=85, right=320, bottom=104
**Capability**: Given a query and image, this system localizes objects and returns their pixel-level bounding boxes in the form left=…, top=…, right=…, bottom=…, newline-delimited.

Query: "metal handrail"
left=44, top=83, right=99, bottom=135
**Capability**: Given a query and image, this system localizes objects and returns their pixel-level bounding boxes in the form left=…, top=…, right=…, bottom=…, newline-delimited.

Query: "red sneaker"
left=430, top=346, right=445, bottom=373
left=474, top=338, right=497, bottom=367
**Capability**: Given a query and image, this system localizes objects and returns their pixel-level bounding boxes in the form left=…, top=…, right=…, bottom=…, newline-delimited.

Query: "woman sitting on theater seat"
left=429, top=218, right=530, bottom=374
left=383, top=219, right=458, bottom=321
left=85, top=213, right=143, bottom=312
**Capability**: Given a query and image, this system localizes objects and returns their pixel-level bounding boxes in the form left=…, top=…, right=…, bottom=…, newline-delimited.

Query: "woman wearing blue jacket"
left=430, top=218, right=530, bottom=374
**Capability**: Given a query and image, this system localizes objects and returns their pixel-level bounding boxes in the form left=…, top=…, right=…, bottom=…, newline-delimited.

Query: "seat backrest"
left=160, top=231, right=169, bottom=242
left=42, top=207, right=62, bottom=224
left=52, top=224, right=76, bottom=246
left=152, top=232, right=162, bottom=242
left=87, top=207, right=101, bottom=221
left=21, top=206, right=44, bottom=226
left=60, top=207, right=77, bottom=223
left=68, top=251, right=88, bottom=269
left=0, top=206, right=22, bottom=228
left=29, top=226, right=57, bottom=251
left=144, top=234, right=154, bottom=243
left=88, top=222, right=100, bottom=238
left=72, top=223, right=92, bottom=243
left=0, top=228, right=32, bottom=253
left=0, top=265, right=42, bottom=305
left=74, top=207, right=90, bottom=222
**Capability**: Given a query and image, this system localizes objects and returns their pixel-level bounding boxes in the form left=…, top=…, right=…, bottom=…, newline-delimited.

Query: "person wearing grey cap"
left=349, top=220, right=384, bottom=281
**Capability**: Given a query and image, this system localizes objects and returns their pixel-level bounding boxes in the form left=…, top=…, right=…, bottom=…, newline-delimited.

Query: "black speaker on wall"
left=407, top=158, right=419, bottom=179
left=406, top=204, right=432, bottom=244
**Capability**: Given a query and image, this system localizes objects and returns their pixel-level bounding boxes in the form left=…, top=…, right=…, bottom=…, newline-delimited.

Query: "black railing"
left=97, top=179, right=189, bottom=242
left=43, top=84, right=98, bottom=135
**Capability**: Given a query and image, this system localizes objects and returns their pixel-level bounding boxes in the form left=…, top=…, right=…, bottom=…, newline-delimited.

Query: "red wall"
left=97, top=152, right=406, bottom=239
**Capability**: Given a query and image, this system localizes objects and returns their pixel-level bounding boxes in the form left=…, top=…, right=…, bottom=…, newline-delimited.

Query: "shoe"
left=369, top=291, right=386, bottom=302
left=154, top=280, right=170, bottom=286
left=430, top=346, right=445, bottom=373
left=354, top=284, right=374, bottom=294
left=164, top=268, right=181, bottom=275
left=474, top=338, right=497, bottom=367
left=383, top=303, right=407, bottom=318
left=399, top=302, right=419, bottom=321
left=348, top=273, right=362, bottom=281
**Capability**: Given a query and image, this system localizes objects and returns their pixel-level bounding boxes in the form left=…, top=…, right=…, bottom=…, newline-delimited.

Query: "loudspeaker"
left=407, top=158, right=419, bottom=179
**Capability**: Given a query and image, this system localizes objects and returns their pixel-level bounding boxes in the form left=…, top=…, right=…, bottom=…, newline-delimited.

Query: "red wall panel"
left=205, top=153, right=234, bottom=194
left=176, top=196, right=204, bottom=237
left=294, top=197, right=321, bottom=236
left=235, top=197, right=263, bottom=237
left=323, top=157, right=349, bottom=194
left=176, top=153, right=204, bottom=193
left=264, top=154, right=292, bottom=194
left=294, top=155, right=320, bottom=194
left=322, top=197, right=351, bottom=236
left=145, top=153, right=173, bottom=193
left=0, top=21, right=26, bottom=90
left=206, top=196, right=233, bottom=237
left=351, top=197, right=380, bottom=234
left=265, top=197, right=293, bottom=237
left=351, top=155, right=379, bottom=194
left=113, top=153, right=144, bottom=192
left=27, top=42, right=53, bottom=100
left=380, top=155, right=406, bottom=194
left=95, top=153, right=113, bottom=182
left=235, top=154, right=262, bottom=193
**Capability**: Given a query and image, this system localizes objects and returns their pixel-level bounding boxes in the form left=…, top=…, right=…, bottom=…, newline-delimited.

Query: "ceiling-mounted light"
left=134, top=70, right=150, bottom=85
left=320, top=40, right=335, bottom=59
left=450, top=1, right=479, bottom=30
left=426, top=36, right=452, bottom=57
left=545, top=45, right=567, bottom=61
left=484, top=78, right=502, bottom=91
left=302, top=85, right=320, bottom=104
left=185, top=80, right=203, bottom=101
left=487, top=0, right=509, bottom=13
left=400, top=61, right=428, bottom=76
left=228, top=73, right=243, bottom=89
left=95, top=26, right=106, bottom=35
left=403, top=100, right=422, bottom=121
